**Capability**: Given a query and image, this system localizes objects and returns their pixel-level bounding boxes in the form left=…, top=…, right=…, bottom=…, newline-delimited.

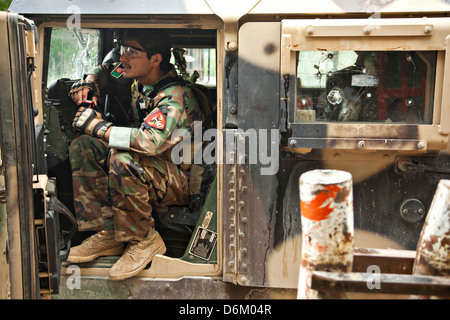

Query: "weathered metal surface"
left=311, top=271, right=450, bottom=296
left=288, top=137, right=427, bottom=151
left=0, top=201, right=10, bottom=299
left=353, top=248, right=415, bottom=275
left=53, top=275, right=297, bottom=299
left=233, top=21, right=282, bottom=288
left=297, top=169, right=354, bottom=299
left=0, top=12, right=39, bottom=299
left=222, top=129, right=240, bottom=285
left=413, top=179, right=450, bottom=278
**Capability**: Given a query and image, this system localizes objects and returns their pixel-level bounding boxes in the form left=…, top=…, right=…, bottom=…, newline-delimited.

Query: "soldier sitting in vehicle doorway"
left=66, top=29, right=205, bottom=280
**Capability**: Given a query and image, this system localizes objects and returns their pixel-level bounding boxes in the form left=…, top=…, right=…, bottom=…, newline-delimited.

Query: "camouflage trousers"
left=69, top=135, right=189, bottom=242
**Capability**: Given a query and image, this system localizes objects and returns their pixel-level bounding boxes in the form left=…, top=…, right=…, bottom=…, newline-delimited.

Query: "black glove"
left=72, top=107, right=112, bottom=140
left=68, top=80, right=100, bottom=100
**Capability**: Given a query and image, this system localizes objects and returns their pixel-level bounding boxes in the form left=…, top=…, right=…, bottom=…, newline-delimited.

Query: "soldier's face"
left=119, top=40, right=154, bottom=81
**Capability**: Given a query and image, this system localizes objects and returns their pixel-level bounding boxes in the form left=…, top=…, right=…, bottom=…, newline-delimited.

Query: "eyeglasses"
left=118, top=41, right=147, bottom=58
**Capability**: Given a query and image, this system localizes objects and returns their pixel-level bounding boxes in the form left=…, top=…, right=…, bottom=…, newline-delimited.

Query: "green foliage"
left=0, top=0, right=12, bottom=11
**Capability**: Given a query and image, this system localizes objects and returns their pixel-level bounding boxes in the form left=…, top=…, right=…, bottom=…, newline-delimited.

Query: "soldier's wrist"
left=102, top=126, right=113, bottom=142
left=95, top=122, right=113, bottom=140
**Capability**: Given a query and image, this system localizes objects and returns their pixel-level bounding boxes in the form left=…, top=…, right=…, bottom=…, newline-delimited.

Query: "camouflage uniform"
left=70, top=66, right=204, bottom=242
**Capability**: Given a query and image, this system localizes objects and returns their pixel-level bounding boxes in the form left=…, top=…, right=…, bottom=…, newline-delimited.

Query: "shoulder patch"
left=144, top=109, right=166, bottom=130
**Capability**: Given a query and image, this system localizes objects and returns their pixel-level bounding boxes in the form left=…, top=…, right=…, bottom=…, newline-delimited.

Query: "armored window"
left=295, top=50, right=437, bottom=125
left=282, top=18, right=450, bottom=151
left=171, top=48, right=216, bottom=86
left=47, top=28, right=100, bottom=84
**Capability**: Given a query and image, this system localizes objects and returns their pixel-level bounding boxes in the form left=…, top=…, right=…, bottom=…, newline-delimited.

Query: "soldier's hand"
left=69, top=80, right=100, bottom=106
left=72, top=107, right=112, bottom=140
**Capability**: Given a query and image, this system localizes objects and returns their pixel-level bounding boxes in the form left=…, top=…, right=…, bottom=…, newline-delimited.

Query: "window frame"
left=281, top=18, right=450, bottom=151
left=35, top=18, right=223, bottom=280
left=46, top=27, right=102, bottom=85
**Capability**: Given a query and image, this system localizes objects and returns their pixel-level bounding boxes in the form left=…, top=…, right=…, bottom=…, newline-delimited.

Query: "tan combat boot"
left=67, top=230, right=124, bottom=263
left=109, top=230, right=166, bottom=280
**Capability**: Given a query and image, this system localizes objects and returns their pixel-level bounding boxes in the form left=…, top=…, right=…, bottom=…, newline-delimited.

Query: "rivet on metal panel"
left=424, top=25, right=433, bottom=34
left=227, top=40, right=238, bottom=51
left=289, top=140, right=297, bottom=148
left=305, top=26, right=314, bottom=36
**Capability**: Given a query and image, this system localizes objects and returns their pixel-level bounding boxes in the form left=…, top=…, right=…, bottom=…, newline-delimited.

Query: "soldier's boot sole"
left=108, top=243, right=166, bottom=281
left=66, top=245, right=124, bottom=263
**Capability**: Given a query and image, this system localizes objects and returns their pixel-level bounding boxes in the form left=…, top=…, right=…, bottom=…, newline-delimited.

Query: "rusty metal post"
left=297, top=169, right=354, bottom=299
left=413, top=179, right=450, bottom=298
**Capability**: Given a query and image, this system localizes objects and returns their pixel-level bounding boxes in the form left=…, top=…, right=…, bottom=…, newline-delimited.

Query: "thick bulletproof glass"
left=171, top=48, right=216, bottom=86
left=295, top=51, right=437, bottom=124
left=48, top=28, right=100, bottom=84
left=185, top=48, right=216, bottom=86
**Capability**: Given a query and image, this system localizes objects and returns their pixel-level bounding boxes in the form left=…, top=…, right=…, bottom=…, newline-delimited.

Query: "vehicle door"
left=0, top=11, right=76, bottom=299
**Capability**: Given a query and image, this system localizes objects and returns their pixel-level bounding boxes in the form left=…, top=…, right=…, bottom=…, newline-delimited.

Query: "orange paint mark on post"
left=300, top=184, right=341, bottom=221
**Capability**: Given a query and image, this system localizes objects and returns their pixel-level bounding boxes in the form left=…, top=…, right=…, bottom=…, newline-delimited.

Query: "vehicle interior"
left=41, top=26, right=219, bottom=273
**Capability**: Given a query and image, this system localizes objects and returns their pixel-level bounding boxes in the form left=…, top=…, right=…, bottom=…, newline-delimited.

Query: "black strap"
left=148, top=76, right=185, bottom=99
left=47, top=195, right=77, bottom=249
